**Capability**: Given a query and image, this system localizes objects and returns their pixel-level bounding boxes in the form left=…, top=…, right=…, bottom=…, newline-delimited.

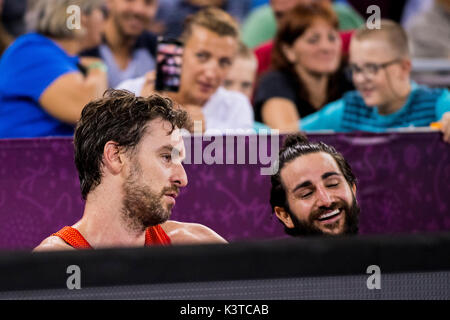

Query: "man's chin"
left=312, top=209, right=346, bottom=234
left=361, top=96, right=381, bottom=108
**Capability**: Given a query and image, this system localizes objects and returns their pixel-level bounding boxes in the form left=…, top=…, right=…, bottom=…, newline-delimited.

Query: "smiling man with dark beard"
left=34, top=89, right=227, bottom=251
left=82, top=0, right=159, bottom=88
left=270, top=133, right=360, bottom=236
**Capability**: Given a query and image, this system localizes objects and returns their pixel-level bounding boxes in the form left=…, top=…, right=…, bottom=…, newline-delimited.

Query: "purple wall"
left=1, top=132, right=449, bottom=250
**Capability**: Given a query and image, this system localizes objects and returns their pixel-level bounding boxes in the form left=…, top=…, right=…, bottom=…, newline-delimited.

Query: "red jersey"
left=52, top=225, right=171, bottom=249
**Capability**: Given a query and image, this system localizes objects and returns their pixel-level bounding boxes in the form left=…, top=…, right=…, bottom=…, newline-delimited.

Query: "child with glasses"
left=300, top=20, right=450, bottom=143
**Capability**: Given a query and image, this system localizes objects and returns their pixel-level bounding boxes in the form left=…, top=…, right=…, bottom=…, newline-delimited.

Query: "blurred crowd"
left=0, top=0, right=449, bottom=139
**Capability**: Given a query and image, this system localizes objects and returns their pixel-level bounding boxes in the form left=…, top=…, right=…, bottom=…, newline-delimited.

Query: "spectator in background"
left=0, top=0, right=108, bottom=138
left=300, top=20, right=450, bottom=143
left=270, top=133, right=359, bottom=236
left=241, top=0, right=363, bottom=50
left=82, top=0, right=159, bottom=88
left=253, top=2, right=353, bottom=132
left=153, top=0, right=252, bottom=38
left=406, top=0, right=450, bottom=59
left=222, top=41, right=258, bottom=101
left=0, top=0, right=13, bottom=56
left=400, top=0, right=432, bottom=28
left=118, top=8, right=254, bottom=133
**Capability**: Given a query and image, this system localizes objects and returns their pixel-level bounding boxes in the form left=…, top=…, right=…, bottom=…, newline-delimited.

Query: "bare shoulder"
left=33, top=236, right=75, bottom=252
left=161, top=221, right=228, bottom=245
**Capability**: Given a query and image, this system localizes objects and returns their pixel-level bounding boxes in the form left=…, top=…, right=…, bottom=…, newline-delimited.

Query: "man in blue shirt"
left=300, top=20, right=450, bottom=143
left=81, top=0, right=159, bottom=88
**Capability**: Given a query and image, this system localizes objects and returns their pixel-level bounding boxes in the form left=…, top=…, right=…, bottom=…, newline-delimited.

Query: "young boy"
left=300, top=20, right=450, bottom=143
left=223, top=41, right=258, bottom=101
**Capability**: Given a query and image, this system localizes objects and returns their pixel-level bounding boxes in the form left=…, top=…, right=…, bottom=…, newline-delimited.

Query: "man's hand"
left=440, top=112, right=450, bottom=143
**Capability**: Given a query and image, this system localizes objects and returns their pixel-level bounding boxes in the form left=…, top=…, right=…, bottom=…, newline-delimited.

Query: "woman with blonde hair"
left=0, top=0, right=108, bottom=138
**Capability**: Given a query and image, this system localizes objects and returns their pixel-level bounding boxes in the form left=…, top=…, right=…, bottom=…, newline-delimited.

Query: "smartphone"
left=155, top=37, right=183, bottom=92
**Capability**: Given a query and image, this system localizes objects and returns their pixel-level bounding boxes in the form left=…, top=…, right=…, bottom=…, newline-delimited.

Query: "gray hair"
left=25, top=0, right=104, bottom=39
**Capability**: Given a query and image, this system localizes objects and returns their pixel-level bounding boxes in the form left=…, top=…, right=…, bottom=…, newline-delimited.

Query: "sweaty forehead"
left=139, top=119, right=183, bottom=149
left=280, top=152, right=341, bottom=189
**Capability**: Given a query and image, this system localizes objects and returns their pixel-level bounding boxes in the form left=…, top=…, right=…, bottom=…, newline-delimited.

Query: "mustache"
left=160, top=185, right=180, bottom=197
left=309, top=202, right=343, bottom=222
left=122, top=12, right=149, bottom=23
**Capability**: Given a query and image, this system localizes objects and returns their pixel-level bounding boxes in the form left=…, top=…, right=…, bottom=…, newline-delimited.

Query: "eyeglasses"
left=345, top=58, right=401, bottom=79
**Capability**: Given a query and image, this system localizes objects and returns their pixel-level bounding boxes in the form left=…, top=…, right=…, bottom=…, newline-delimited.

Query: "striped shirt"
left=301, top=82, right=450, bottom=132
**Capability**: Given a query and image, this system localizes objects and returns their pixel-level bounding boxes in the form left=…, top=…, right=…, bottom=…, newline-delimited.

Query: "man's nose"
left=352, top=70, right=367, bottom=84
left=172, top=163, right=188, bottom=188
left=315, top=186, right=333, bottom=208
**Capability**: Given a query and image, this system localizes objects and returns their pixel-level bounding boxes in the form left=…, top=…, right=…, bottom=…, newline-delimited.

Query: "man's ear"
left=352, top=183, right=357, bottom=195
left=400, top=58, right=412, bottom=79
left=103, top=141, right=124, bottom=175
left=274, top=206, right=294, bottom=229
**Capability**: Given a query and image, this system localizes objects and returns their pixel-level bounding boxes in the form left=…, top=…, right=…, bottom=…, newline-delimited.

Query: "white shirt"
left=116, top=77, right=254, bottom=133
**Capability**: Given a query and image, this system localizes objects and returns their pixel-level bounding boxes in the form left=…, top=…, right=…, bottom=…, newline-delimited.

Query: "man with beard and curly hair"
left=270, top=133, right=360, bottom=236
left=34, top=89, right=226, bottom=251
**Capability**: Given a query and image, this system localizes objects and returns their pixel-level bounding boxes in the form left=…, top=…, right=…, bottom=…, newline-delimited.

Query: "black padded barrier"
left=0, top=232, right=449, bottom=299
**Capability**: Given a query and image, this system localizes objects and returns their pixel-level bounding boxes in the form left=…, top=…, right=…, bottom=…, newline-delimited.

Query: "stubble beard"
left=120, top=162, right=172, bottom=234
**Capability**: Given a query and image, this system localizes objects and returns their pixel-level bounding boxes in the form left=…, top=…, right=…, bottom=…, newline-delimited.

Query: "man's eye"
left=300, top=191, right=313, bottom=199
left=350, top=64, right=361, bottom=73
left=365, top=64, right=379, bottom=74
left=326, top=183, right=339, bottom=188
left=162, top=154, right=172, bottom=162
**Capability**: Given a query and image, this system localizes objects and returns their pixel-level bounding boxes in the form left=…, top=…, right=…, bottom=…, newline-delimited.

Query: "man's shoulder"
left=161, top=221, right=227, bottom=245
left=33, top=235, right=74, bottom=252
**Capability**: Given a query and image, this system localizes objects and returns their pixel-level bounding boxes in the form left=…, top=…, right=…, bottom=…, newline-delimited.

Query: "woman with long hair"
left=253, top=2, right=353, bottom=132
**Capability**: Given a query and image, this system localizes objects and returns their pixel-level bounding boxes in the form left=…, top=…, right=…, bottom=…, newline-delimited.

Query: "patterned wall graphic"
left=0, top=132, right=449, bottom=250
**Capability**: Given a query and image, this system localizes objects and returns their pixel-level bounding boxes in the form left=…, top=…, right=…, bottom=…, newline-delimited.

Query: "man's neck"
left=104, top=19, right=137, bottom=56
left=73, top=188, right=146, bottom=249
